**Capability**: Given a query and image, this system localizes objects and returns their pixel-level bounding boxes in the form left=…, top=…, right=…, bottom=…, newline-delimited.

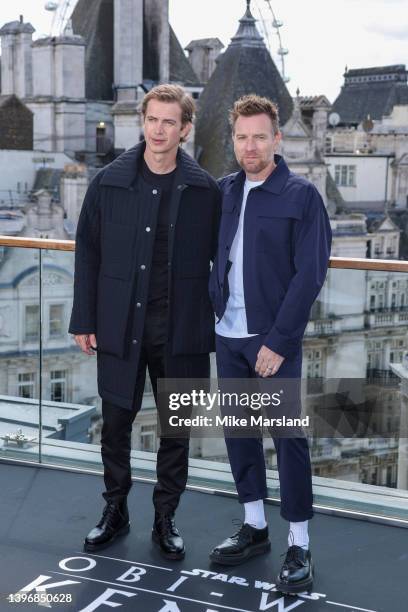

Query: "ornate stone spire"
left=230, top=0, right=265, bottom=48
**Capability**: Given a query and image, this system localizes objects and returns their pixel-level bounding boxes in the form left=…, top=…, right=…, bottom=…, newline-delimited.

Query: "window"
left=348, top=165, right=356, bottom=186
left=335, top=165, right=356, bottom=187
left=306, top=350, right=323, bottom=394
left=25, top=305, right=40, bottom=342
left=140, top=424, right=157, bottom=452
left=144, top=375, right=153, bottom=395
left=51, top=370, right=66, bottom=402
left=49, top=304, right=64, bottom=338
left=18, top=372, right=35, bottom=399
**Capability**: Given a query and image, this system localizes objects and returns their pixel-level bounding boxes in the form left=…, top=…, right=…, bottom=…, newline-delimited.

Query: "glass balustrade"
left=0, top=237, right=407, bottom=523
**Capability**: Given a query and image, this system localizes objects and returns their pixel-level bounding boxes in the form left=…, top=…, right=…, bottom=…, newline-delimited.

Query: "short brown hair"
left=141, top=84, right=195, bottom=126
left=229, top=94, right=280, bottom=134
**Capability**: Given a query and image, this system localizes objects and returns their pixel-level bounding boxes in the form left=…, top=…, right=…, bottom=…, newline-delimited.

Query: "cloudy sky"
left=0, top=0, right=407, bottom=102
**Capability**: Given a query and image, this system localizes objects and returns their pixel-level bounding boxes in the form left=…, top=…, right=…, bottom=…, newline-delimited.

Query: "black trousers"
left=100, top=309, right=210, bottom=513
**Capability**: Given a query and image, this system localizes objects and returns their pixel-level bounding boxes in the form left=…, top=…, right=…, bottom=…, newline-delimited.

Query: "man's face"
left=233, top=113, right=281, bottom=175
left=143, top=99, right=191, bottom=155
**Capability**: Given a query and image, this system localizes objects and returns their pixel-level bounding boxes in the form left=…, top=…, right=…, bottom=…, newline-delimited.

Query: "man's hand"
left=74, top=333, right=97, bottom=356
left=255, top=345, right=285, bottom=377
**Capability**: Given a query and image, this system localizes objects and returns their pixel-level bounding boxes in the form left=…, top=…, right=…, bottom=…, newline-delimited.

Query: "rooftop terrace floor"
left=0, top=460, right=406, bottom=612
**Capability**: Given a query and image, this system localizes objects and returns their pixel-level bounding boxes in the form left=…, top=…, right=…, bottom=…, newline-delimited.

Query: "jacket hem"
left=98, top=385, right=134, bottom=411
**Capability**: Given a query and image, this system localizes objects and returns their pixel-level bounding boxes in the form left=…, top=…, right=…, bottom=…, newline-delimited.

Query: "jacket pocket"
left=96, top=275, right=132, bottom=358
left=101, top=220, right=136, bottom=280
left=256, top=204, right=302, bottom=253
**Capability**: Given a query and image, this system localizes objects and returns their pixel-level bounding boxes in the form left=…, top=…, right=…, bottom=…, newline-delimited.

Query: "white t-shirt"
left=216, top=177, right=264, bottom=338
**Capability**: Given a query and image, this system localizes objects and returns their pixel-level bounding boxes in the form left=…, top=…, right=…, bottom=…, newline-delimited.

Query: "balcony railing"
left=0, top=235, right=408, bottom=526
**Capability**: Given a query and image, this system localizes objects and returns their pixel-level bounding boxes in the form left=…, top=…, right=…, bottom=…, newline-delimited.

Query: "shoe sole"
left=151, top=530, right=186, bottom=560
left=275, top=563, right=314, bottom=595
left=209, top=539, right=271, bottom=566
left=83, top=523, right=130, bottom=553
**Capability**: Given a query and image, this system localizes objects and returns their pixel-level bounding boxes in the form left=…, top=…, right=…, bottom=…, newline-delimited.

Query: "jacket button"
left=136, top=302, right=142, bottom=308
left=152, top=189, right=158, bottom=195
left=168, top=262, right=171, bottom=267
left=140, top=264, right=146, bottom=270
left=170, top=224, right=174, bottom=229
left=226, top=245, right=230, bottom=250
left=132, top=339, right=138, bottom=344
left=146, top=227, right=151, bottom=232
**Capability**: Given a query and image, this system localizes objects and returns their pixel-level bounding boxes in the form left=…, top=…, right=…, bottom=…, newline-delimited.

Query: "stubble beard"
left=239, top=156, right=270, bottom=176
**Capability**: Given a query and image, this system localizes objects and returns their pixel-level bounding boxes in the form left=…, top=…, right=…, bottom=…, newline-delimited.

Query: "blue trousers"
left=216, top=333, right=314, bottom=522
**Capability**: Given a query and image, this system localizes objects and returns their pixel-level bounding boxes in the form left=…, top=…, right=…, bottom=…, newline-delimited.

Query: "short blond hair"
left=141, top=84, right=195, bottom=126
left=230, top=94, right=280, bottom=134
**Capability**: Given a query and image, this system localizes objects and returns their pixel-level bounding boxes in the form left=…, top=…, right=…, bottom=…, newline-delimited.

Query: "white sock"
left=244, top=500, right=267, bottom=529
left=289, top=521, right=309, bottom=550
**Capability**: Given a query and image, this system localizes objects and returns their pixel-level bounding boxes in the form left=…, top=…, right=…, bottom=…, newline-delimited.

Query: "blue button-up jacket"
left=209, top=155, right=332, bottom=360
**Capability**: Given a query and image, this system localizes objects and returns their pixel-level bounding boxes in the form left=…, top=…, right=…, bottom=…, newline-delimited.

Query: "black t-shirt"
left=141, top=159, right=176, bottom=311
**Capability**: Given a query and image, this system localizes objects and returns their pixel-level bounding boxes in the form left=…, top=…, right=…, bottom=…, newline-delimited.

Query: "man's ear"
left=181, top=121, right=193, bottom=142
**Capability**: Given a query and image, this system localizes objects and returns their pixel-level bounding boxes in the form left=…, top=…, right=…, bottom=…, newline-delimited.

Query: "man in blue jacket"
left=208, top=94, right=332, bottom=595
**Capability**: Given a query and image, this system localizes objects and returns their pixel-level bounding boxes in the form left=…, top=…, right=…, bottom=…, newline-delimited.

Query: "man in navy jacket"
left=208, top=94, right=332, bottom=595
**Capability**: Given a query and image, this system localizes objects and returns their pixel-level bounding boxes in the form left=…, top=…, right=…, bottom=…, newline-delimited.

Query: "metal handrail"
left=1, top=235, right=408, bottom=272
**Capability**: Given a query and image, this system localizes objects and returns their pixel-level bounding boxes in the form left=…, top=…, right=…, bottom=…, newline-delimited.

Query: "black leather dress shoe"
left=209, top=523, right=270, bottom=566
left=152, top=512, right=185, bottom=560
left=84, top=500, right=130, bottom=552
left=276, top=545, right=313, bottom=595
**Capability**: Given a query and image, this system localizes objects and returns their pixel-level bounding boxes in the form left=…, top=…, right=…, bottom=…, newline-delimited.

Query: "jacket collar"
left=225, top=154, right=290, bottom=196
left=99, top=141, right=210, bottom=189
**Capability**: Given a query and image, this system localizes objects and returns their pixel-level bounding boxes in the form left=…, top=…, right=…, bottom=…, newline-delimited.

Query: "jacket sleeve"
left=208, top=176, right=228, bottom=310
left=263, top=185, right=332, bottom=360
left=211, top=182, right=222, bottom=264
left=68, top=173, right=102, bottom=335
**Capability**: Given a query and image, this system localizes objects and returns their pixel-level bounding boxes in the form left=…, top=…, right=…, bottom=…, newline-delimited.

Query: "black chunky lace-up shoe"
left=152, top=512, right=185, bottom=560
left=276, top=545, right=313, bottom=595
left=84, top=500, right=130, bottom=552
left=209, top=521, right=270, bottom=566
